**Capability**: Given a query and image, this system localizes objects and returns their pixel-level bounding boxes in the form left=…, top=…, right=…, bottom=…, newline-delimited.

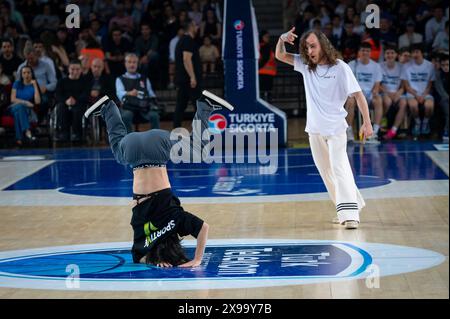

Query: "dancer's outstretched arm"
left=179, top=222, right=209, bottom=268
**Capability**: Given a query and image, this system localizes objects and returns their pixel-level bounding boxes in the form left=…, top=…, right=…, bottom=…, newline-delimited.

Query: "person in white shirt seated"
left=401, top=43, right=436, bottom=137
left=345, top=42, right=383, bottom=143
left=380, top=45, right=408, bottom=140
left=398, top=21, right=423, bottom=50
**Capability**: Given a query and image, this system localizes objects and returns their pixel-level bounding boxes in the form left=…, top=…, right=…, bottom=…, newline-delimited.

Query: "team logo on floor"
left=0, top=239, right=444, bottom=291
left=208, top=114, right=228, bottom=134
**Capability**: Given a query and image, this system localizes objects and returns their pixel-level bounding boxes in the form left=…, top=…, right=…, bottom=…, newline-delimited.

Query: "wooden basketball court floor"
left=0, top=129, right=448, bottom=298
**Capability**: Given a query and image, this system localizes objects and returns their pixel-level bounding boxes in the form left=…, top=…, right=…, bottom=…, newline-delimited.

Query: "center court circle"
left=0, top=239, right=444, bottom=291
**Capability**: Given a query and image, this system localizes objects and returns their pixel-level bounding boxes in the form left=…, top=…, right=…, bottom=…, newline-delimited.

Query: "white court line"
left=0, top=179, right=447, bottom=206
left=0, top=149, right=434, bottom=163
left=0, top=160, right=54, bottom=191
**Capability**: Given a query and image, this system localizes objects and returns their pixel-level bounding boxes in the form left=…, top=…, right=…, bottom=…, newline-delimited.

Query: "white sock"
left=391, top=126, right=397, bottom=133
left=415, top=118, right=421, bottom=126
left=423, top=118, right=429, bottom=125
left=373, top=124, right=380, bottom=134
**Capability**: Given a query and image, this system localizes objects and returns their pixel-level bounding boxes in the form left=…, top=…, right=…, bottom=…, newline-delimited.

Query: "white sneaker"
left=202, top=90, right=235, bottom=111
left=345, top=220, right=359, bottom=229
left=346, top=127, right=355, bottom=142
left=365, top=135, right=380, bottom=145
left=84, top=95, right=110, bottom=118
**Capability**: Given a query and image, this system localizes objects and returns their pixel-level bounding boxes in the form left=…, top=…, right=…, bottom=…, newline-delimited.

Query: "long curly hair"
left=299, top=30, right=341, bottom=72
left=144, top=233, right=190, bottom=266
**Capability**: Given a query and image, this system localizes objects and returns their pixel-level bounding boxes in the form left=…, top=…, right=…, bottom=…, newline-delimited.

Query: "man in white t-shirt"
left=401, top=43, right=435, bottom=136
left=345, top=42, right=383, bottom=144
left=380, top=45, right=407, bottom=140
left=275, top=27, right=373, bottom=229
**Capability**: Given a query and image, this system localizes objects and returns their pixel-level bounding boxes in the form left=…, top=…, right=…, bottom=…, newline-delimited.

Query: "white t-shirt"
left=400, top=59, right=435, bottom=95
left=293, top=55, right=361, bottom=136
left=348, top=59, right=383, bottom=97
left=381, top=61, right=403, bottom=93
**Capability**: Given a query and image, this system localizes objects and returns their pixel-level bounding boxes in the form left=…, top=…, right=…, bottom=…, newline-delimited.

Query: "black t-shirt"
left=55, top=76, right=89, bottom=106
left=0, top=54, right=23, bottom=80
left=130, top=188, right=204, bottom=263
left=175, top=34, right=202, bottom=86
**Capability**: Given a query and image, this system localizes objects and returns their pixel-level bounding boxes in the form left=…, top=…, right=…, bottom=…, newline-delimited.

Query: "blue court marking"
left=1, top=141, right=447, bottom=197
left=0, top=243, right=370, bottom=280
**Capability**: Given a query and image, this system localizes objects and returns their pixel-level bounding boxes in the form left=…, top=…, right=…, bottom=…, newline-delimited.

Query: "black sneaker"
left=201, top=90, right=235, bottom=111
left=84, top=96, right=110, bottom=118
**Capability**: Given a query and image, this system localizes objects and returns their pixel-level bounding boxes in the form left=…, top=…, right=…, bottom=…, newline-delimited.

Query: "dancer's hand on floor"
left=179, top=259, right=202, bottom=268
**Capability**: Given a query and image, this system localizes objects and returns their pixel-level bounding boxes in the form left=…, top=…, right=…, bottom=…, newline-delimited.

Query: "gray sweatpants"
left=101, top=99, right=213, bottom=168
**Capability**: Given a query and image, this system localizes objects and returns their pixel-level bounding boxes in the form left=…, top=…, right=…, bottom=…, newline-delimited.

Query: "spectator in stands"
left=434, top=53, right=449, bottom=142
left=0, top=38, right=23, bottom=81
left=188, top=1, right=203, bottom=26
left=105, top=28, right=131, bottom=78
left=258, top=30, right=276, bottom=102
left=346, top=42, right=383, bottom=143
left=17, top=0, right=40, bottom=33
left=9, top=65, right=40, bottom=146
left=202, top=0, right=223, bottom=24
left=0, top=1, right=27, bottom=34
left=432, top=21, right=449, bottom=53
left=3, top=23, right=27, bottom=58
left=89, top=19, right=108, bottom=47
left=380, top=45, right=408, bottom=140
left=178, top=10, right=189, bottom=29
left=31, top=3, right=59, bottom=34
left=174, top=19, right=202, bottom=129
left=109, top=2, right=135, bottom=37
left=56, top=27, right=76, bottom=59
left=135, top=23, right=159, bottom=83
left=351, top=13, right=365, bottom=36
left=141, top=3, right=164, bottom=35
left=401, top=43, right=436, bottom=137
left=200, top=9, right=222, bottom=46
left=168, top=27, right=184, bottom=90
left=0, top=61, right=12, bottom=112
left=80, top=36, right=106, bottom=75
left=54, top=59, right=89, bottom=142
left=398, top=46, right=411, bottom=64
left=162, top=5, right=179, bottom=44
left=362, top=28, right=382, bottom=62
left=425, top=5, right=448, bottom=47
left=116, top=53, right=160, bottom=133
left=33, top=38, right=56, bottom=75
left=379, top=14, right=397, bottom=47
left=199, top=36, right=220, bottom=74
left=93, top=0, right=116, bottom=23
left=341, top=19, right=360, bottom=62
left=294, top=6, right=315, bottom=35
left=124, top=0, right=144, bottom=27
left=398, top=21, right=423, bottom=50
left=330, top=14, right=345, bottom=50
left=85, top=58, right=116, bottom=105
left=312, top=19, right=322, bottom=33
left=17, top=46, right=57, bottom=123
left=41, top=31, right=70, bottom=78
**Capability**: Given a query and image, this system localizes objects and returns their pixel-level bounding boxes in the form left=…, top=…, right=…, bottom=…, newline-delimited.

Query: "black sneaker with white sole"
left=201, top=90, right=235, bottom=111
left=84, top=95, right=110, bottom=118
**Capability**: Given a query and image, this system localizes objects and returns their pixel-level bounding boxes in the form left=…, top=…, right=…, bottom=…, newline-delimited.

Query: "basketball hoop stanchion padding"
left=221, top=0, right=287, bottom=147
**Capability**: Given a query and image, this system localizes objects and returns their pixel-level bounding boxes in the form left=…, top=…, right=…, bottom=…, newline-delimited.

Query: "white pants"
left=309, top=132, right=365, bottom=223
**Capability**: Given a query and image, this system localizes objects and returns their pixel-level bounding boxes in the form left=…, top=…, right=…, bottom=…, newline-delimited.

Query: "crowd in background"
left=282, top=0, right=448, bottom=142
left=0, top=0, right=224, bottom=146
left=0, top=0, right=448, bottom=147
